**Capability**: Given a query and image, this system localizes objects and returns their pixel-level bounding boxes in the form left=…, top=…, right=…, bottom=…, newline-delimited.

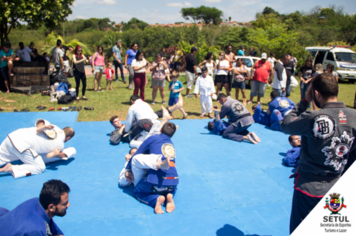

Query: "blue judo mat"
left=0, top=112, right=296, bottom=236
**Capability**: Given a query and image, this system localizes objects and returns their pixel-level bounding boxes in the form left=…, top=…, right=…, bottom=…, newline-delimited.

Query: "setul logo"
left=324, top=193, right=347, bottom=215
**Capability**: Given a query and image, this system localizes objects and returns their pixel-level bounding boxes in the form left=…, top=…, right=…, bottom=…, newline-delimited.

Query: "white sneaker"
left=162, top=101, right=166, bottom=105
left=151, top=101, right=155, bottom=105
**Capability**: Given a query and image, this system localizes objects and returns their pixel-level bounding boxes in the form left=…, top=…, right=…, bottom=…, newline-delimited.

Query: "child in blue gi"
left=168, top=70, right=188, bottom=118
left=283, top=135, right=301, bottom=167
left=207, top=110, right=228, bottom=135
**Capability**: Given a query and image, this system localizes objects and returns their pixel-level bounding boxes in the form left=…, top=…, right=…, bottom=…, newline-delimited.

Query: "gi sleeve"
left=219, top=104, right=229, bottom=119
left=35, top=119, right=50, bottom=127
left=124, top=106, right=135, bottom=132
left=209, top=77, right=216, bottom=94
left=126, top=136, right=153, bottom=170
left=110, top=129, right=122, bottom=145
left=280, top=99, right=315, bottom=135
left=193, top=77, right=200, bottom=94
left=283, top=148, right=300, bottom=167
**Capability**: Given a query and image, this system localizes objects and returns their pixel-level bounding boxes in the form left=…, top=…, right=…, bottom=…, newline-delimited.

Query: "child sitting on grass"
left=168, top=70, right=188, bottom=119
left=105, top=62, right=115, bottom=90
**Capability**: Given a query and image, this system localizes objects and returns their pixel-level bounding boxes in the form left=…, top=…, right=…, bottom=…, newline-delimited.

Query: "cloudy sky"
left=69, top=0, right=356, bottom=24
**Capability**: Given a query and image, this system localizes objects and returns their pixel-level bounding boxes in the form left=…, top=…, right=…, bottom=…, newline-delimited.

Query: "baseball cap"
left=261, top=53, right=267, bottom=59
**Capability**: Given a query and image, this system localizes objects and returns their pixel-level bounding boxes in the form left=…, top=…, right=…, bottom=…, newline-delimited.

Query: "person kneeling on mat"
left=0, top=119, right=76, bottom=178
left=283, top=135, right=301, bottom=167
left=253, top=90, right=295, bottom=131
left=213, top=93, right=260, bottom=144
left=0, top=180, right=70, bottom=235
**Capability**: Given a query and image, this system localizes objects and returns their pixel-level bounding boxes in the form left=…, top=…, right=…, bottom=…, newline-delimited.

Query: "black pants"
left=290, top=189, right=322, bottom=234
left=222, top=123, right=250, bottom=142
left=124, top=119, right=153, bottom=142
left=74, top=71, right=87, bottom=97
left=154, top=107, right=172, bottom=118
left=114, top=60, right=125, bottom=81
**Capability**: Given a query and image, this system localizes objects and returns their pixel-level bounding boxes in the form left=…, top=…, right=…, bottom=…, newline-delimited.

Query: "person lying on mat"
left=252, top=91, right=295, bottom=131
left=111, top=94, right=184, bottom=148
left=0, top=119, right=76, bottom=178
left=207, top=109, right=228, bottom=135
left=0, top=180, right=70, bottom=235
left=283, top=135, right=301, bottom=167
left=213, top=93, right=260, bottom=144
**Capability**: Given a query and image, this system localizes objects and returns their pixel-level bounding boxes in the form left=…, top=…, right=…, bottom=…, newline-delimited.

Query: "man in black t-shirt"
left=185, top=47, right=198, bottom=97
left=284, top=54, right=294, bottom=97
left=61, top=46, right=73, bottom=75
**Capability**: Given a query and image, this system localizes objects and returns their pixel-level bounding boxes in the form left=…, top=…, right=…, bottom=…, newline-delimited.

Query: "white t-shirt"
left=131, top=59, right=147, bottom=73
left=16, top=47, right=32, bottom=62
left=52, top=47, right=64, bottom=66
left=124, top=99, right=158, bottom=132
left=267, top=57, right=276, bottom=68
left=216, top=60, right=229, bottom=75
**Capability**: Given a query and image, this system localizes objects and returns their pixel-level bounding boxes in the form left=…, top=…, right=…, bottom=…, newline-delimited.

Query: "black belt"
left=299, top=169, right=341, bottom=183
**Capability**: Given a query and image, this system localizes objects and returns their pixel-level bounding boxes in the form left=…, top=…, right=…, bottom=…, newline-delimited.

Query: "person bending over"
left=0, top=179, right=70, bottom=235
left=283, top=135, right=301, bottom=167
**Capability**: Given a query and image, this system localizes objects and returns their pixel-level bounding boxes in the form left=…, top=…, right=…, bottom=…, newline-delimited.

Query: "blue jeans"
left=273, top=88, right=286, bottom=97
left=114, top=60, right=125, bottom=81
left=300, top=82, right=310, bottom=100
left=286, top=84, right=291, bottom=97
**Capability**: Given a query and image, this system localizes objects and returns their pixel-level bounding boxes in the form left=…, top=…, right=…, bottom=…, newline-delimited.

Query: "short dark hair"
left=270, top=91, right=279, bottom=99
left=288, top=135, right=294, bottom=143
left=280, top=53, right=287, bottom=60
left=56, top=40, right=62, bottom=47
left=130, top=95, right=140, bottom=102
left=270, top=52, right=275, bottom=57
left=326, top=63, right=334, bottom=72
left=208, top=121, right=215, bottom=131
left=191, top=47, right=197, bottom=53
left=201, top=66, right=208, bottom=73
left=240, top=45, right=245, bottom=49
left=161, top=122, right=176, bottom=137
left=312, top=73, right=338, bottom=98
left=63, top=127, right=75, bottom=139
left=217, top=93, right=227, bottom=101
left=225, top=44, right=232, bottom=50
left=110, top=116, right=119, bottom=124
left=39, top=180, right=70, bottom=210
left=129, top=148, right=137, bottom=155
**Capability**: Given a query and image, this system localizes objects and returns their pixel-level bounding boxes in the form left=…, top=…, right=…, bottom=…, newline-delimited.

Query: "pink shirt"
left=95, top=53, right=104, bottom=66
left=104, top=68, right=114, bottom=79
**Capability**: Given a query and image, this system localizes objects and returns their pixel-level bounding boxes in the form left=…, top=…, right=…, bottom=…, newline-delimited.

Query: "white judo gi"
left=119, top=120, right=163, bottom=187
left=124, top=99, right=158, bottom=133
left=0, top=119, right=75, bottom=178
left=194, top=75, right=216, bottom=115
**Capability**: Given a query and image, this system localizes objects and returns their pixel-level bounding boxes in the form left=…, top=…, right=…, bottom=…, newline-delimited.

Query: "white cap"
left=61, top=147, right=76, bottom=160
left=261, top=53, right=267, bottom=59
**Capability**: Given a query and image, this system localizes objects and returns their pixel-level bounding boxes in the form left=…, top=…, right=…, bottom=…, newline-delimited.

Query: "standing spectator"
left=52, top=40, right=64, bottom=72
left=168, top=70, right=188, bottom=118
left=29, top=42, right=36, bottom=61
left=272, top=54, right=288, bottom=97
left=125, top=43, right=138, bottom=89
left=314, top=63, right=324, bottom=77
left=194, top=67, right=215, bottom=118
left=159, top=47, right=167, bottom=60
left=237, top=46, right=245, bottom=56
left=225, top=44, right=236, bottom=90
left=248, top=53, right=273, bottom=104
left=298, top=58, right=315, bottom=100
left=185, top=47, right=198, bottom=98
left=354, top=91, right=356, bottom=109
left=61, top=45, right=73, bottom=76
left=112, top=40, right=126, bottom=83
left=326, top=63, right=338, bottom=82
left=216, top=52, right=230, bottom=96
left=0, top=42, right=13, bottom=93
left=267, top=52, right=276, bottom=68
left=198, top=52, right=216, bottom=77
left=232, top=58, right=249, bottom=106
left=150, top=54, right=168, bottom=104
left=132, top=50, right=150, bottom=101
left=16, top=42, right=34, bottom=62
left=284, top=54, right=295, bottom=97
left=72, top=45, right=88, bottom=102
left=91, top=45, right=105, bottom=92
left=43, top=52, right=50, bottom=73
left=104, top=62, right=115, bottom=91
left=289, top=53, right=298, bottom=76
left=173, top=47, right=184, bottom=71
left=248, top=46, right=257, bottom=57
left=169, top=50, right=175, bottom=72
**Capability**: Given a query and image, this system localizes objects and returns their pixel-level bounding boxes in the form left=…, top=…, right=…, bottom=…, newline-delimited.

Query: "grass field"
left=1, top=75, right=355, bottom=122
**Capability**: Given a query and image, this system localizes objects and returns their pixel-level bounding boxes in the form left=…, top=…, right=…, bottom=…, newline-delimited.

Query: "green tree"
left=0, top=0, right=74, bottom=45
left=123, top=18, right=148, bottom=31
left=262, top=7, right=280, bottom=16
left=180, top=6, right=223, bottom=25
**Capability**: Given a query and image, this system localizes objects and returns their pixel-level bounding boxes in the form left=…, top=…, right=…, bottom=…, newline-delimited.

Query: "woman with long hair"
left=125, top=43, right=138, bottom=89
left=132, top=50, right=150, bottom=101
left=326, top=63, right=339, bottom=82
left=72, top=45, right=89, bottom=101
left=232, top=58, right=250, bottom=106
left=91, top=45, right=105, bottom=92
left=150, top=54, right=168, bottom=104
left=198, top=52, right=216, bottom=77
left=298, top=58, right=315, bottom=100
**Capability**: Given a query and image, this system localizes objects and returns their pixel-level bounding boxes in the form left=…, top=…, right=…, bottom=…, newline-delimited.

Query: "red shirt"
left=253, top=60, right=271, bottom=83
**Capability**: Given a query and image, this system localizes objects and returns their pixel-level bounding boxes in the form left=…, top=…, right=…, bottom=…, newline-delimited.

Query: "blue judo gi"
left=126, top=133, right=179, bottom=208
left=283, top=147, right=301, bottom=167
left=212, top=120, right=228, bottom=135
left=0, top=197, right=63, bottom=236
left=253, top=97, right=295, bottom=131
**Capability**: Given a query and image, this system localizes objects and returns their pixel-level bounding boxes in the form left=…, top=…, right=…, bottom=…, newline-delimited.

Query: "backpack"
left=50, top=69, right=68, bottom=85
left=56, top=82, right=69, bottom=94
left=89, top=52, right=99, bottom=65
left=58, top=94, right=73, bottom=104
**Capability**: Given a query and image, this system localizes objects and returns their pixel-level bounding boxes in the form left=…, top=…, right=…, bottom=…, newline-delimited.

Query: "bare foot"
left=106, top=88, right=108, bottom=91
left=161, top=106, right=174, bottom=120
left=244, top=134, right=257, bottom=144
left=154, top=196, right=165, bottom=214
left=182, top=113, right=188, bottom=119
left=247, top=101, right=252, bottom=105
left=199, top=114, right=205, bottom=118
left=250, top=132, right=261, bottom=142
left=6, top=90, right=9, bottom=93
left=257, top=101, right=261, bottom=105
left=0, top=163, right=12, bottom=173
left=208, top=113, right=213, bottom=118
left=166, top=193, right=175, bottom=213
left=156, top=155, right=170, bottom=170
left=110, top=88, right=114, bottom=90
left=176, top=94, right=184, bottom=109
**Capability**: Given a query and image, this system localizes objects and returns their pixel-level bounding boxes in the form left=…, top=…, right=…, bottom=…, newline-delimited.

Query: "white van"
left=305, top=46, right=356, bottom=82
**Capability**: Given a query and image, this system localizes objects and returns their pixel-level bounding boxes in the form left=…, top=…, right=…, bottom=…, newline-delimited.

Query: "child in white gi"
left=194, top=66, right=216, bottom=118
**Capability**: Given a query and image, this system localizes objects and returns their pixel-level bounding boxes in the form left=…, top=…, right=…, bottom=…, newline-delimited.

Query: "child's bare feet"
left=154, top=196, right=165, bottom=214
left=166, top=193, right=175, bottom=213
left=250, top=132, right=261, bottom=142
left=0, top=163, right=12, bottom=173
left=161, top=106, right=174, bottom=120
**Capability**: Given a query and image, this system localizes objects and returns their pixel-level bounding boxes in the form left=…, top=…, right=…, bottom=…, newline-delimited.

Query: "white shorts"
left=63, top=60, right=70, bottom=73
left=185, top=71, right=195, bottom=89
